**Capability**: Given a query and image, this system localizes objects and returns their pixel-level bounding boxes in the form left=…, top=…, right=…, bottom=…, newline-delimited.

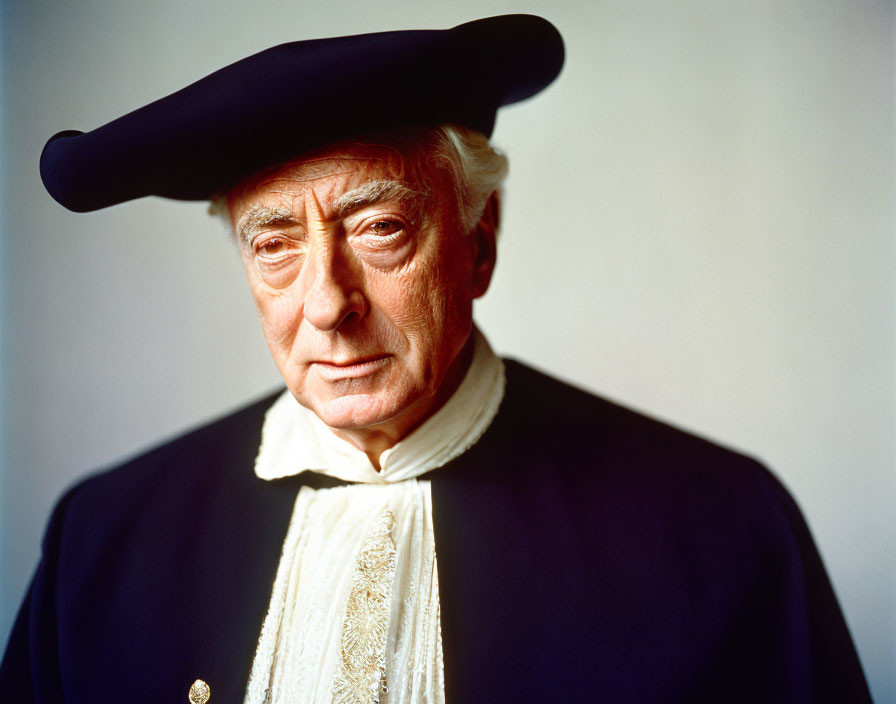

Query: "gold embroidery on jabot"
left=331, top=509, right=397, bottom=704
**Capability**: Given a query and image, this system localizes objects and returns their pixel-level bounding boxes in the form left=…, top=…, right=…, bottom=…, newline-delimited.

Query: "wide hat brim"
left=39, top=14, right=564, bottom=213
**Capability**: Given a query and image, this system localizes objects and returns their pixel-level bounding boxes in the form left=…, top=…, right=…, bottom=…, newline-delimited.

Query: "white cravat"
left=244, top=329, right=505, bottom=704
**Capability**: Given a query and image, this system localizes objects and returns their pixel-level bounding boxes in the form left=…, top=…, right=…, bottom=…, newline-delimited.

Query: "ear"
left=471, top=191, right=500, bottom=299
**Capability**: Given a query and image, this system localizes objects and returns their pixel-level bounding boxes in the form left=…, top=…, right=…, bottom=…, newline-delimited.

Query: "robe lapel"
left=430, top=393, right=524, bottom=702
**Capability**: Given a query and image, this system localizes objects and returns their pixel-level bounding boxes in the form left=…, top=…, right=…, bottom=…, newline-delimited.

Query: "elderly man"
left=1, top=15, right=871, bottom=704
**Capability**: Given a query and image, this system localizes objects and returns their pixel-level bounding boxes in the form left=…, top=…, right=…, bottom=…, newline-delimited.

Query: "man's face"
left=227, top=139, right=495, bottom=441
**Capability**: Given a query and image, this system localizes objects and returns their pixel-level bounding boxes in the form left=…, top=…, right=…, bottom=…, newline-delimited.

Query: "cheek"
left=241, top=257, right=302, bottom=350
left=381, top=265, right=437, bottom=321
left=371, top=255, right=474, bottom=354
left=250, top=284, right=304, bottom=356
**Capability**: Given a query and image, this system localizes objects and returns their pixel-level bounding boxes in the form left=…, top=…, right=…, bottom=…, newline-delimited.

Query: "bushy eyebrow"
left=236, top=205, right=294, bottom=248
left=235, top=180, right=427, bottom=247
left=334, top=179, right=427, bottom=222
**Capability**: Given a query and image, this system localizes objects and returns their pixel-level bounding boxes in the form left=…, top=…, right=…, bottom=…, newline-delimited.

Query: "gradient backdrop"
left=1, top=0, right=893, bottom=699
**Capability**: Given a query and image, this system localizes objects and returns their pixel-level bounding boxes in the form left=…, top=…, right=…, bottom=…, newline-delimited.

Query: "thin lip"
left=312, top=354, right=391, bottom=368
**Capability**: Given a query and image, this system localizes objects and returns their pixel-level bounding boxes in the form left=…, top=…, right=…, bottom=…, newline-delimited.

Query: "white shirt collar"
left=254, top=328, right=505, bottom=484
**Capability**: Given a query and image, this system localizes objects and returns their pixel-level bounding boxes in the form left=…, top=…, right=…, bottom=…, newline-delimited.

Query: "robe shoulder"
left=476, top=358, right=787, bottom=516
left=67, top=386, right=283, bottom=504
left=0, top=388, right=299, bottom=704
left=481, top=360, right=842, bottom=613
left=431, top=359, right=872, bottom=702
left=26, top=387, right=296, bottom=597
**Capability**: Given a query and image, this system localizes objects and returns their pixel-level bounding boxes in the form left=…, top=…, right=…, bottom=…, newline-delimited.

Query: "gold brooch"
left=188, top=679, right=211, bottom=704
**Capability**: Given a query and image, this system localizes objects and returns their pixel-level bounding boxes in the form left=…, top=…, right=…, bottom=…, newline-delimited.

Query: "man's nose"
left=301, top=236, right=367, bottom=332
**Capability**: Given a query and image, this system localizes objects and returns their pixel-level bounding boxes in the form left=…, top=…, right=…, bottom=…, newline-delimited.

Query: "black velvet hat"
left=39, top=14, right=564, bottom=212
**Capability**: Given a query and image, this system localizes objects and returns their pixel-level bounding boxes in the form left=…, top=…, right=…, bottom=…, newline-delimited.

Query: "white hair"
left=210, top=123, right=509, bottom=236
left=430, top=124, right=508, bottom=233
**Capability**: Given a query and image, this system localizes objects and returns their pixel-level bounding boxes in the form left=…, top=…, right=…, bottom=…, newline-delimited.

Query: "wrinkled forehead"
left=226, top=141, right=420, bottom=213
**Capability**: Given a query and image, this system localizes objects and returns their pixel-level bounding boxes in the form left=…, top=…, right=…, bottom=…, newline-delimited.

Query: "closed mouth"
left=312, top=355, right=391, bottom=379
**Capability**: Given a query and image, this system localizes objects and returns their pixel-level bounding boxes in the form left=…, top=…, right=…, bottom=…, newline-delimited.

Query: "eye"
left=258, top=238, right=287, bottom=256
left=366, top=220, right=403, bottom=237
left=253, top=234, right=305, bottom=260
left=347, top=213, right=414, bottom=267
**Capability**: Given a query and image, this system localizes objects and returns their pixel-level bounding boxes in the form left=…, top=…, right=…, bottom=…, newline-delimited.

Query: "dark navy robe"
left=0, top=361, right=872, bottom=702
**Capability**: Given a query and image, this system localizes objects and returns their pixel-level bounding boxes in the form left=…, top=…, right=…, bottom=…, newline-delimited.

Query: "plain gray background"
left=1, top=0, right=893, bottom=699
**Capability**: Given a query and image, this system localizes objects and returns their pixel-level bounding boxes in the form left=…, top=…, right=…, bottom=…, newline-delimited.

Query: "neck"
left=330, top=335, right=476, bottom=471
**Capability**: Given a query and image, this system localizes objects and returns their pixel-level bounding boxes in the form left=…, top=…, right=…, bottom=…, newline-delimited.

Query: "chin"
left=310, top=392, right=410, bottom=431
